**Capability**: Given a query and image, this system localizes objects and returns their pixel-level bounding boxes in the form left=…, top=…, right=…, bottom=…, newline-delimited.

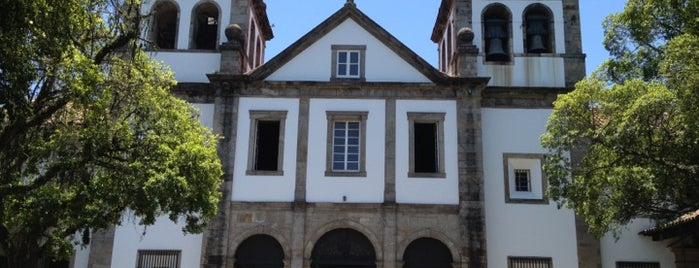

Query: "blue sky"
left=263, top=0, right=626, bottom=76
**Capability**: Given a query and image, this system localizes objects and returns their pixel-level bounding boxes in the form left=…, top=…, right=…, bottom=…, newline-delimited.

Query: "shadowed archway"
left=311, top=228, right=376, bottom=268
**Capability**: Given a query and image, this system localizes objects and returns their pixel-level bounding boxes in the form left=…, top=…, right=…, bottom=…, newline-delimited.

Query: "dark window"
left=191, top=2, right=219, bottom=50
left=514, top=169, right=531, bottom=192
left=150, top=1, right=179, bottom=49
left=508, top=257, right=552, bottom=268
left=254, top=120, right=281, bottom=171
left=414, top=123, right=438, bottom=173
left=137, top=250, right=181, bottom=268
left=617, top=262, right=661, bottom=268
left=247, top=111, right=286, bottom=176
left=483, top=4, right=511, bottom=62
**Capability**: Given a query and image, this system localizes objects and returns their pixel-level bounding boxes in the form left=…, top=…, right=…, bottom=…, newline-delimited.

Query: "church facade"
left=71, top=1, right=677, bottom=267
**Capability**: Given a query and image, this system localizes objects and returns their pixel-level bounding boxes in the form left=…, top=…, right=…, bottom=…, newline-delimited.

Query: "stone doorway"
left=311, top=228, right=376, bottom=268
left=234, top=234, right=285, bottom=268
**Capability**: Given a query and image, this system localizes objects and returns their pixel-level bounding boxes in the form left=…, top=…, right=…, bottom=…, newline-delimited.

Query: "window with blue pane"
left=331, top=45, right=366, bottom=81
left=332, top=121, right=361, bottom=171
left=337, top=51, right=360, bottom=77
left=325, top=112, right=368, bottom=177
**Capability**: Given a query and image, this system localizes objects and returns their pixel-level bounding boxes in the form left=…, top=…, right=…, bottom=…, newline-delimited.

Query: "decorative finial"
left=345, top=0, right=355, bottom=7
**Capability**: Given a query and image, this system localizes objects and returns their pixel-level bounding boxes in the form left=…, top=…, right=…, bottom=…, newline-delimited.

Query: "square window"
left=137, top=250, right=181, bottom=268
left=514, top=169, right=531, bottom=192
left=504, top=154, right=547, bottom=204
left=325, top=112, right=368, bottom=177
left=508, top=256, right=552, bottom=268
left=331, top=45, right=366, bottom=81
left=408, top=113, right=446, bottom=178
left=246, top=111, right=287, bottom=176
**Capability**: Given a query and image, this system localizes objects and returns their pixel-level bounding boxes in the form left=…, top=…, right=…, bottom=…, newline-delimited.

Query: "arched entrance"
left=402, top=237, right=453, bottom=268
left=311, top=228, right=376, bottom=268
left=234, top=234, right=284, bottom=268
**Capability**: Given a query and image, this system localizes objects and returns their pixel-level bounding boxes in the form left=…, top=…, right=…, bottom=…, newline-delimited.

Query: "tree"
left=541, top=0, right=699, bottom=238
left=0, top=0, right=222, bottom=266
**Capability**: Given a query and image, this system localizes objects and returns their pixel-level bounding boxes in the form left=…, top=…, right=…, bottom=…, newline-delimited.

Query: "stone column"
left=291, top=97, right=310, bottom=268
left=456, top=85, right=486, bottom=268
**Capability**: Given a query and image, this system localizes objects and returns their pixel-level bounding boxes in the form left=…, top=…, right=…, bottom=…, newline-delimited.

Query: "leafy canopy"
left=0, top=0, right=222, bottom=265
left=542, top=0, right=699, bottom=237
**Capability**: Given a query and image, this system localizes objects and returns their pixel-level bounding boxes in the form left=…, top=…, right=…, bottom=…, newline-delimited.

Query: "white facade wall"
left=395, top=100, right=459, bottom=205
left=306, top=99, right=386, bottom=203
left=232, top=98, right=300, bottom=202
left=601, top=219, right=675, bottom=268
left=472, top=0, right=567, bottom=87
left=110, top=215, right=203, bottom=268
left=266, top=19, right=431, bottom=83
left=482, top=108, right=579, bottom=267
left=149, top=52, right=221, bottom=83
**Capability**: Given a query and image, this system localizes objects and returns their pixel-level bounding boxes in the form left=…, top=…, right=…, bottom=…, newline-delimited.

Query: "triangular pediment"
left=249, top=2, right=446, bottom=83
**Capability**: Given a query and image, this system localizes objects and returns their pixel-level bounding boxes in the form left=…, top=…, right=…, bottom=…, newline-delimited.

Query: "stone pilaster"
left=562, top=0, right=586, bottom=88
left=86, top=226, right=115, bottom=268
left=384, top=99, right=396, bottom=203
left=456, top=85, right=486, bottom=268
left=201, top=94, right=238, bottom=268
left=295, top=97, right=310, bottom=202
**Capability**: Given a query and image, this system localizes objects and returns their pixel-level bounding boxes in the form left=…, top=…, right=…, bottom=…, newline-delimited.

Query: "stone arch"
left=149, top=0, right=180, bottom=49
left=310, top=228, right=377, bottom=268
left=189, top=0, right=220, bottom=49
left=481, top=2, right=513, bottom=62
left=228, top=226, right=292, bottom=265
left=304, top=220, right=382, bottom=261
left=234, top=234, right=284, bottom=268
left=397, top=229, right=461, bottom=264
left=402, top=237, right=453, bottom=268
left=522, top=3, right=555, bottom=53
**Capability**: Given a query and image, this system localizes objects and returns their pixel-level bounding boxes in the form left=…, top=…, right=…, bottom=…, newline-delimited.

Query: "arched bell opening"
left=482, top=3, right=512, bottom=62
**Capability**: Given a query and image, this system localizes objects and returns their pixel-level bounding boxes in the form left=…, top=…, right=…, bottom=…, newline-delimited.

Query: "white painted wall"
left=232, top=98, right=299, bottom=202
left=601, top=219, right=675, bottom=268
left=267, top=19, right=431, bottom=83
left=477, top=56, right=566, bottom=87
left=148, top=51, right=221, bottom=83
left=472, top=0, right=567, bottom=87
left=71, top=241, right=90, bottom=268
left=395, top=100, right=459, bottom=205
left=482, top=108, right=579, bottom=267
left=111, top=215, right=203, bottom=268
left=306, top=99, right=386, bottom=203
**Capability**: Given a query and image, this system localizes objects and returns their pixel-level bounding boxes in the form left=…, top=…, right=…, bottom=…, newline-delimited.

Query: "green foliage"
left=0, top=0, right=222, bottom=265
left=543, top=0, right=699, bottom=238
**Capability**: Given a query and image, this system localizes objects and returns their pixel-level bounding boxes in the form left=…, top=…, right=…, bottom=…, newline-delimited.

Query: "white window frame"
left=331, top=45, right=366, bottom=81
left=325, top=111, right=368, bottom=177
